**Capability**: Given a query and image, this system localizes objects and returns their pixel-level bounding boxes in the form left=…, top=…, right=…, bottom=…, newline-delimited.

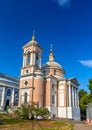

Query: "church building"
left=19, top=34, right=80, bottom=120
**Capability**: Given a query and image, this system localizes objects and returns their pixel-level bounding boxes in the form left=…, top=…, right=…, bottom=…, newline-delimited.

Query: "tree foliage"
left=78, top=89, right=87, bottom=99
left=88, top=78, right=92, bottom=95
left=79, top=94, right=92, bottom=111
left=79, top=78, right=92, bottom=120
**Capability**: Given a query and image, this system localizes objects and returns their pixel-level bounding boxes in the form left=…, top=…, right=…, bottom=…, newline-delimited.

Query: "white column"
left=76, top=89, right=79, bottom=107
left=30, top=53, right=32, bottom=65
left=39, top=57, right=41, bottom=68
left=23, top=53, right=26, bottom=67
left=23, top=55, right=25, bottom=67
left=75, top=88, right=77, bottom=107
left=11, top=88, right=15, bottom=105
left=69, top=84, right=71, bottom=106
left=1, top=87, right=5, bottom=110
left=72, top=86, right=74, bottom=107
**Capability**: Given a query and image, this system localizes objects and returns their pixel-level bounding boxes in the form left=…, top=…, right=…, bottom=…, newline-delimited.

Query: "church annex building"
left=0, top=73, right=19, bottom=110
left=19, top=34, right=80, bottom=120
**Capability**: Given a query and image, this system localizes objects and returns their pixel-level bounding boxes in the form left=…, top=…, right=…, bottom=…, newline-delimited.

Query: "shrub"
left=14, top=103, right=50, bottom=120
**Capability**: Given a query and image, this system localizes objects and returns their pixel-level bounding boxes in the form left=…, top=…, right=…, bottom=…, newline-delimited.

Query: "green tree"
left=35, top=107, right=50, bottom=119
left=79, top=94, right=91, bottom=111
left=14, top=103, right=50, bottom=120
left=88, top=78, right=92, bottom=95
left=78, top=89, right=88, bottom=120
left=78, top=89, right=87, bottom=99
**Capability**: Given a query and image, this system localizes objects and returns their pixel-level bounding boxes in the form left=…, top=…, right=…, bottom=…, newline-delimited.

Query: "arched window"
left=7, top=89, right=11, bottom=96
left=26, top=52, right=30, bottom=65
left=26, top=70, right=29, bottom=74
left=52, top=84, right=55, bottom=89
left=35, top=53, right=39, bottom=66
left=24, top=92, right=27, bottom=104
left=15, top=90, right=19, bottom=98
left=43, top=69, right=49, bottom=76
left=43, top=70, right=46, bottom=75
left=54, top=70, right=56, bottom=75
left=52, top=95, right=55, bottom=104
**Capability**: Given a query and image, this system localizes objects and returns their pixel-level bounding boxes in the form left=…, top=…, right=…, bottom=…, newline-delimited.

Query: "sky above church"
left=0, top=0, right=92, bottom=92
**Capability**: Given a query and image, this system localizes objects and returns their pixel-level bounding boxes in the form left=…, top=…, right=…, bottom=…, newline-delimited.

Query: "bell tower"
left=21, top=34, right=42, bottom=74
left=19, top=33, right=43, bottom=106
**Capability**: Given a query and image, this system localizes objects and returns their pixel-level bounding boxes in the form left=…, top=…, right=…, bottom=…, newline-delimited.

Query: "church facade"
left=19, top=35, right=80, bottom=120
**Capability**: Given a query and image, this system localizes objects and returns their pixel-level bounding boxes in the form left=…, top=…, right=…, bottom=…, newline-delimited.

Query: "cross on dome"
left=50, top=44, right=53, bottom=52
left=32, top=30, right=35, bottom=41
left=49, top=43, right=54, bottom=61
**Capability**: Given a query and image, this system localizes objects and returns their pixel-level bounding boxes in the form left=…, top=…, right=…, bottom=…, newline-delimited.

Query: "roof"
left=42, top=61, right=65, bottom=74
left=42, top=61, right=63, bottom=69
left=68, top=77, right=79, bottom=86
left=23, top=37, right=42, bottom=50
left=0, top=72, right=19, bottom=88
left=0, top=72, right=19, bottom=82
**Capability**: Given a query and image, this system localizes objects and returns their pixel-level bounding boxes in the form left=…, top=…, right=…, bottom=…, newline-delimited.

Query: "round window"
left=24, top=80, right=28, bottom=86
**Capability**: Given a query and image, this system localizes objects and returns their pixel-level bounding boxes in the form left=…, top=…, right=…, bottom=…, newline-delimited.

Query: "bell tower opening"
left=35, top=53, right=38, bottom=66
left=26, top=51, right=31, bottom=66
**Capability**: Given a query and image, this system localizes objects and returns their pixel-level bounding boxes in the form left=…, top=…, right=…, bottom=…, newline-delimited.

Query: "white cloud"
left=79, top=60, right=92, bottom=68
left=54, top=0, right=71, bottom=7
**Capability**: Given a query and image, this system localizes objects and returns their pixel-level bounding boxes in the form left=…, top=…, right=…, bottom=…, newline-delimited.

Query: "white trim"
left=1, top=87, right=5, bottom=110
left=58, top=107, right=67, bottom=118
left=20, top=76, right=33, bottom=80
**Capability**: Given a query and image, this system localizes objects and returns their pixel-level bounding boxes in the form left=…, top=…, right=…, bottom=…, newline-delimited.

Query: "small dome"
left=23, top=35, right=42, bottom=49
left=23, top=40, right=38, bottom=48
left=42, top=61, right=62, bottom=69
left=42, top=61, right=65, bottom=75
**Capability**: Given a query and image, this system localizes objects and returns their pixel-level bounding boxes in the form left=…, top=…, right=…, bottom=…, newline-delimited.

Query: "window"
left=7, top=89, right=11, bottom=96
left=52, top=84, right=55, bottom=89
left=43, top=70, right=46, bottom=75
left=54, top=70, right=56, bottom=75
left=52, top=95, right=55, bottom=104
left=14, top=90, right=19, bottom=98
left=26, top=70, right=29, bottom=74
left=27, top=52, right=30, bottom=65
left=43, top=69, right=48, bottom=76
left=53, top=114, right=56, bottom=118
left=24, top=80, right=28, bottom=86
left=24, top=92, right=27, bottom=104
left=35, top=53, right=39, bottom=66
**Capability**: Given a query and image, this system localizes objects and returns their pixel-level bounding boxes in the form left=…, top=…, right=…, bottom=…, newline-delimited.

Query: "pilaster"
left=1, top=86, right=5, bottom=110
left=11, top=88, right=15, bottom=105
left=69, top=84, right=71, bottom=106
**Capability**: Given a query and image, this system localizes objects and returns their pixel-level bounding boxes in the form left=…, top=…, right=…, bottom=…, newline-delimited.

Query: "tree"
left=79, top=94, right=91, bottom=111
left=78, top=89, right=88, bottom=120
left=35, top=107, right=50, bottom=119
left=14, top=103, right=50, bottom=120
left=78, top=89, right=87, bottom=99
left=88, top=78, right=92, bottom=95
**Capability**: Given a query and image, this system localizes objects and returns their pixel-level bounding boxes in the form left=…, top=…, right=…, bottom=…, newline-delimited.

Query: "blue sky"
left=0, top=0, right=92, bottom=92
